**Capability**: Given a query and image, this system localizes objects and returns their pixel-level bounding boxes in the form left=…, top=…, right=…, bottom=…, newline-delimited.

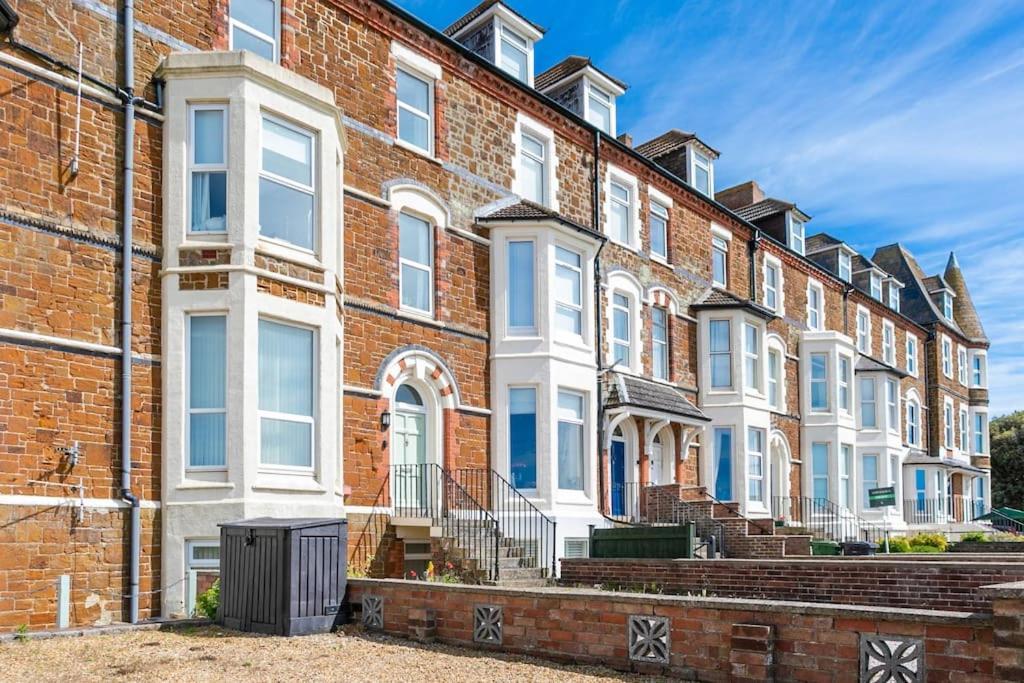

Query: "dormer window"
left=689, top=147, right=713, bottom=196
left=787, top=214, right=805, bottom=255
left=498, top=21, right=530, bottom=82
left=870, top=273, right=882, bottom=300
left=838, top=252, right=852, bottom=282
left=888, top=283, right=900, bottom=312
left=942, top=291, right=954, bottom=320
left=586, top=83, right=613, bottom=134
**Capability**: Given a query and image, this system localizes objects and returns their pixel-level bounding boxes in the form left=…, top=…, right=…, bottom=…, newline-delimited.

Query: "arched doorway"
left=768, top=431, right=792, bottom=521
left=393, top=384, right=430, bottom=514
left=648, top=428, right=676, bottom=486
left=610, top=426, right=627, bottom=516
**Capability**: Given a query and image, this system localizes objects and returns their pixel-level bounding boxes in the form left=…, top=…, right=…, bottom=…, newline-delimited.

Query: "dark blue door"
left=611, top=439, right=626, bottom=516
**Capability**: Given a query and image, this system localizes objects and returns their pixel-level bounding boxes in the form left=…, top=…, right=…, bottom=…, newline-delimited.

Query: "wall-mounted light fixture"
left=380, top=411, right=391, bottom=431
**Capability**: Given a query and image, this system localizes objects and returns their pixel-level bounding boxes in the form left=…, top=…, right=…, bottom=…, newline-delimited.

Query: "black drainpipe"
left=592, top=130, right=607, bottom=516
left=842, top=285, right=853, bottom=336
left=748, top=229, right=761, bottom=300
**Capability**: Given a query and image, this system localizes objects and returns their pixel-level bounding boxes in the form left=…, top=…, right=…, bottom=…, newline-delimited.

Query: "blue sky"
left=395, top=0, right=1024, bottom=416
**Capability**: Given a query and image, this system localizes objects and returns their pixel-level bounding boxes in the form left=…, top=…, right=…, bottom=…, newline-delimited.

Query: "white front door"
left=650, top=441, right=663, bottom=485
left=393, top=394, right=427, bottom=513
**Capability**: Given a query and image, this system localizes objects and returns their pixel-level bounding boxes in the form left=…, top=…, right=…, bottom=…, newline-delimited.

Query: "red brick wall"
left=349, top=578, right=1000, bottom=682
left=560, top=557, right=1024, bottom=613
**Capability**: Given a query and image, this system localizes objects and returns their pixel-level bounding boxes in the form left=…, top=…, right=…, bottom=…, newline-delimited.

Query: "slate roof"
left=733, top=198, right=810, bottom=223
left=805, top=233, right=844, bottom=253
left=635, top=129, right=719, bottom=159
left=535, top=56, right=627, bottom=93
left=690, top=288, right=776, bottom=320
left=872, top=244, right=967, bottom=336
left=855, top=355, right=909, bottom=378
left=605, top=372, right=709, bottom=422
left=852, top=253, right=884, bottom=274
left=476, top=199, right=605, bottom=241
left=922, top=275, right=950, bottom=293
left=443, top=0, right=545, bottom=37
left=943, top=252, right=988, bottom=343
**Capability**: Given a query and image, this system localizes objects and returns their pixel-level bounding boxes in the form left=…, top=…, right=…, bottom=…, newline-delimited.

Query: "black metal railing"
left=350, top=472, right=391, bottom=577
left=453, top=468, right=557, bottom=579
left=903, top=497, right=972, bottom=525
left=608, top=481, right=644, bottom=523
left=774, top=496, right=887, bottom=544
left=391, top=463, right=501, bottom=582
left=660, top=494, right=727, bottom=558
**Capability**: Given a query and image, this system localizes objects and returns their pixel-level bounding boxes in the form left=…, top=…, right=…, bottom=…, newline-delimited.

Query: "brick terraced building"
left=0, top=0, right=995, bottom=628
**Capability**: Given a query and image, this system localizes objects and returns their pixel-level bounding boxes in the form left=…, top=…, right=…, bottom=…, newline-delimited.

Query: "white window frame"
left=506, top=239, right=536, bottom=335
left=906, top=397, right=921, bottom=446
left=187, top=104, right=228, bottom=236
left=882, top=320, right=895, bottom=366
left=185, top=313, right=228, bottom=471
left=943, top=292, right=954, bottom=320
left=712, top=236, right=729, bottom=288
left=398, top=211, right=435, bottom=317
left=258, top=113, right=317, bottom=253
left=870, top=273, right=883, bottom=301
left=688, top=145, right=714, bottom=196
left=838, top=355, right=851, bottom=414
left=886, top=379, right=899, bottom=434
left=391, top=43, right=442, bottom=157
left=906, top=334, right=918, bottom=377
left=187, top=539, right=221, bottom=569
left=508, top=385, right=539, bottom=492
left=395, top=67, right=434, bottom=155
left=649, top=200, right=670, bottom=262
left=257, top=318, right=317, bottom=472
left=743, top=322, right=761, bottom=393
left=888, top=282, right=901, bottom=312
left=957, top=345, right=968, bottom=386
left=862, top=453, right=879, bottom=509
left=585, top=81, right=614, bottom=135
left=604, top=166, right=640, bottom=249
left=229, top=0, right=280, bottom=63
left=839, top=444, right=852, bottom=508
left=747, top=427, right=765, bottom=504
left=787, top=213, right=805, bottom=255
left=810, top=352, right=829, bottom=412
left=970, top=351, right=987, bottom=388
left=941, top=336, right=953, bottom=379
left=959, top=405, right=969, bottom=452
left=709, top=318, right=732, bottom=390
left=838, top=251, right=852, bottom=282
left=611, top=291, right=634, bottom=371
left=763, top=255, right=783, bottom=313
left=806, top=280, right=824, bottom=331
left=513, top=114, right=558, bottom=209
left=554, top=245, right=584, bottom=341
left=497, top=19, right=533, bottom=84
left=944, top=398, right=954, bottom=449
left=767, top=347, right=783, bottom=411
left=973, top=411, right=987, bottom=454
left=860, top=377, right=877, bottom=429
left=652, top=306, right=670, bottom=381
left=556, top=389, right=586, bottom=492
left=856, top=306, right=871, bottom=354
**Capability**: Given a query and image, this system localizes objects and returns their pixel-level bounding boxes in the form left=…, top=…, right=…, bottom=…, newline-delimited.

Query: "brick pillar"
left=600, top=447, right=610, bottom=515
left=674, top=424, right=686, bottom=484
left=991, top=589, right=1024, bottom=682
left=408, top=607, right=437, bottom=643
left=638, top=423, right=650, bottom=487
left=443, top=407, right=458, bottom=470
left=729, top=623, right=774, bottom=682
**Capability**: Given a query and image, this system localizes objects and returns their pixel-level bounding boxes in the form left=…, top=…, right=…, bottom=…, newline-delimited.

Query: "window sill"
left=555, top=490, right=593, bottom=506
left=181, top=235, right=229, bottom=248
left=606, top=236, right=640, bottom=253
left=397, top=307, right=438, bottom=326
left=176, top=481, right=235, bottom=491
left=394, top=138, right=443, bottom=166
left=256, top=238, right=322, bottom=270
left=650, top=254, right=671, bottom=268
left=252, top=474, right=325, bottom=494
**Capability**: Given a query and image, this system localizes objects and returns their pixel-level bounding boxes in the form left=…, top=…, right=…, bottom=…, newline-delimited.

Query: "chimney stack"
left=715, top=180, right=764, bottom=210
left=617, top=132, right=633, bottom=148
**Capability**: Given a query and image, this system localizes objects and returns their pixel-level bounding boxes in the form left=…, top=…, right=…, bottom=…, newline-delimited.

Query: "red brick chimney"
left=715, top=180, right=764, bottom=210
left=617, top=132, right=633, bottom=148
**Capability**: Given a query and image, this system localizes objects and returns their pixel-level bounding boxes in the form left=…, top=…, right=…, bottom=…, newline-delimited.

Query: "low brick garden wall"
left=559, top=558, right=1024, bottom=613
left=952, top=542, right=1024, bottom=554
left=347, top=578, right=1022, bottom=682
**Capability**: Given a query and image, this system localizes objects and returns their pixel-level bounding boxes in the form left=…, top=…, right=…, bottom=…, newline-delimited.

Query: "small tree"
left=992, top=411, right=1024, bottom=510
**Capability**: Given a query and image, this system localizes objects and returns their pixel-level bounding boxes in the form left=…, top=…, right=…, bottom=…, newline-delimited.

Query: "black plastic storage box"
left=218, top=517, right=348, bottom=636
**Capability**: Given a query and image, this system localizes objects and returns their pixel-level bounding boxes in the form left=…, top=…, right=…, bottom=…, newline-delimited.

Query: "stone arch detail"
left=374, top=345, right=462, bottom=410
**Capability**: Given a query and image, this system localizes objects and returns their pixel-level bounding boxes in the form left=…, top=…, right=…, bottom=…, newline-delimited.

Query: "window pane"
left=587, top=96, right=611, bottom=133
left=259, top=177, right=313, bottom=249
left=190, top=317, right=226, bottom=409
left=232, top=0, right=276, bottom=35
left=500, top=39, right=528, bottom=80
left=710, top=320, right=730, bottom=352
left=650, top=213, right=667, bottom=257
left=401, top=264, right=431, bottom=312
left=714, top=428, right=732, bottom=501
left=507, top=241, right=534, bottom=329
left=610, top=201, right=630, bottom=243
left=694, top=165, right=709, bottom=194
left=258, top=320, right=313, bottom=416
left=556, top=305, right=582, bottom=335
left=554, top=265, right=581, bottom=305
left=397, top=69, right=430, bottom=112
left=713, top=249, right=727, bottom=285
left=262, top=118, right=312, bottom=186
left=522, top=134, right=544, bottom=159
left=191, top=171, right=227, bottom=232
left=260, top=417, right=312, bottom=467
left=863, top=455, right=879, bottom=507
left=812, top=443, right=829, bottom=500
left=399, top=213, right=431, bottom=265
left=190, top=413, right=226, bottom=468
left=509, top=388, right=537, bottom=490
left=398, top=108, right=430, bottom=150
left=193, top=110, right=224, bottom=165
left=232, top=25, right=275, bottom=61
left=520, top=155, right=545, bottom=203
left=557, top=391, right=584, bottom=490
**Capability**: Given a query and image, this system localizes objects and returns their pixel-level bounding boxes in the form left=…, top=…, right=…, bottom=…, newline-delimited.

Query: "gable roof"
left=943, top=252, right=988, bottom=343
left=605, top=372, right=709, bottom=422
left=535, top=56, right=627, bottom=93
left=733, top=198, right=810, bottom=223
left=476, top=199, right=605, bottom=241
left=443, top=0, right=545, bottom=38
left=691, top=288, right=777, bottom=320
left=635, top=129, right=720, bottom=159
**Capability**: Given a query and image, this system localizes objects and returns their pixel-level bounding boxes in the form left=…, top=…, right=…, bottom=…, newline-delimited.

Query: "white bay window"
left=258, top=320, right=315, bottom=468
left=188, top=106, right=227, bottom=233
left=507, top=240, right=535, bottom=333
left=187, top=315, right=227, bottom=468
left=259, top=115, right=315, bottom=251
left=554, top=246, right=583, bottom=338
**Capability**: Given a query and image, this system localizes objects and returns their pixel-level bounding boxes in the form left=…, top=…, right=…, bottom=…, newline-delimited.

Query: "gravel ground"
left=0, top=625, right=671, bottom=682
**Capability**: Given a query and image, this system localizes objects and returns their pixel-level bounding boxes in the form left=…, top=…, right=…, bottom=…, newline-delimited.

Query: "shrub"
left=991, top=532, right=1024, bottom=542
left=195, top=579, right=220, bottom=620
left=909, top=545, right=943, bottom=553
left=886, top=536, right=911, bottom=553
left=960, top=531, right=990, bottom=543
left=907, top=532, right=948, bottom=552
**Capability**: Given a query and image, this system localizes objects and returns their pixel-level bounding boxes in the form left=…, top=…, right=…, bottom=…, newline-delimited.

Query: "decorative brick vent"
left=473, top=605, right=503, bottom=645
left=361, top=595, right=383, bottom=629
left=627, top=615, right=670, bottom=664
left=860, top=635, right=924, bottom=682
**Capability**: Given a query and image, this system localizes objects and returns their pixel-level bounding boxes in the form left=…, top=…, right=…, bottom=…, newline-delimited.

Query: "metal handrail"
left=980, top=508, right=1024, bottom=535
left=453, top=468, right=558, bottom=579
left=350, top=472, right=391, bottom=576
left=774, top=496, right=887, bottom=544
left=392, top=463, right=501, bottom=582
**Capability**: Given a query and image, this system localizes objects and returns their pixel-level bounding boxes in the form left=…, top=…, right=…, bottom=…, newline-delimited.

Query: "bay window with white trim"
left=556, top=390, right=586, bottom=491
left=838, top=355, right=851, bottom=414
left=187, top=314, right=227, bottom=469
left=810, top=352, right=829, bottom=412
left=971, top=351, right=987, bottom=387
left=709, top=319, right=732, bottom=389
left=743, top=323, right=761, bottom=392
left=508, top=386, right=538, bottom=491
left=258, top=319, right=316, bottom=469
left=188, top=105, right=227, bottom=234
left=973, top=410, right=988, bottom=454
left=230, top=0, right=280, bottom=62
left=506, top=240, right=536, bottom=335
left=885, top=379, right=899, bottom=433
left=747, top=428, right=765, bottom=505
left=839, top=444, right=853, bottom=508
left=259, top=114, right=316, bottom=251
left=862, top=453, right=879, bottom=508
left=554, top=246, right=583, bottom=340
left=860, top=378, right=877, bottom=429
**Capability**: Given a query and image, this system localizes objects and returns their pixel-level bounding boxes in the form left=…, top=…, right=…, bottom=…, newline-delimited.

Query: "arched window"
left=396, top=384, right=423, bottom=406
